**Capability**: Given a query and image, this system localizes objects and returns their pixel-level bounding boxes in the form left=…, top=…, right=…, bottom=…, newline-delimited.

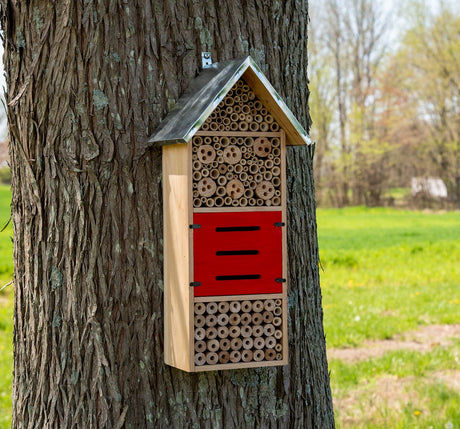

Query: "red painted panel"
left=193, top=211, right=283, bottom=296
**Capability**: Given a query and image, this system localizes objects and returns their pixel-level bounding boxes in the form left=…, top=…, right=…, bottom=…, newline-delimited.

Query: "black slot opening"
left=216, top=226, right=260, bottom=232
left=216, top=275, right=261, bottom=281
left=216, top=250, right=259, bottom=256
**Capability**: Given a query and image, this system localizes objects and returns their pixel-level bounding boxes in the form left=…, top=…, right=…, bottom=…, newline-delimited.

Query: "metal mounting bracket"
left=202, top=52, right=212, bottom=69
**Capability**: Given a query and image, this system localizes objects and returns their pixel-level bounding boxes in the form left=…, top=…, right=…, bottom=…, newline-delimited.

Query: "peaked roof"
left=148, top=56, right=311, bottom=147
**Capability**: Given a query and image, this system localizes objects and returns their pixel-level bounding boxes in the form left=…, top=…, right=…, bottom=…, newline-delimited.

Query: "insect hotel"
left=149, top=56, right=311, bottom=372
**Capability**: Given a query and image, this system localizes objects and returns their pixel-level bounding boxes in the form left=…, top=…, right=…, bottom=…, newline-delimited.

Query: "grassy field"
left=318, top=206, right=460, bottom=427
left=0, top=188, right=459, bottom=427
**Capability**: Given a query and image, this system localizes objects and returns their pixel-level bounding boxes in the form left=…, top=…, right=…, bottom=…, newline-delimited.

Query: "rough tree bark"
left=1, top=1, right=334, bottom=427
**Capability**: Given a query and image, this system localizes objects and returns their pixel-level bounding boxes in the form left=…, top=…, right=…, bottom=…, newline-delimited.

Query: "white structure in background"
left=411, top=177, right=448, bottom=199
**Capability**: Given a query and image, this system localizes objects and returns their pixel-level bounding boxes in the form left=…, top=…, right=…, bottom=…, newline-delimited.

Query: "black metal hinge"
left=275, top=278, right=286, bottom=283
left=274, top=222, right=285, bottom=227
left=190, top=282, right=201, bottom=287
left=189, top=224, right=201, bottom=229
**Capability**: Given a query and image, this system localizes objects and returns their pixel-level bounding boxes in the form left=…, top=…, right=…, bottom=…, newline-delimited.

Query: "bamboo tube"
left=194, top=315, right=206, bottom=328
left=207, top=339, right=220, bottom=353
left=275, top=190, right=281, bottom=197
left=247, top=91, right=255, bottom=101
left=218, top=351, right=230, bottom=364
left=223, top=145, right=242, bottom=164
left=241, top=349, right=253, bottom=362
left=265, top=114, right=274, bottom=124
left=230, top=338, right=243, bottom=351
left=239, top=172, right=248, bottom=182
left=210, top=122, right=219, bottom=131
left=234, top=164, right=243, bottom=174
left=210, top=169, right=219, bottom=180
left=248, top=198, right=256, bottom=206
left=240, top=197, right=248, bottom=207
left=193, top=183, right=198, bottom=190
left=240, top=326, right=253, bottom=337
left=230, top=122, right=239, bottom=131
left=230, top=350, right=242, bottom=363
left=194, top=340, right=206, bottom=353
left=264, top=299, right=275, bottom=311
left=275, top=343, right=283, bottom=352
left=249, top=164, right=258, bottom=174
left=233, top=97, right=241, bottom=106
left=220, top=136, right=230, bottom=147
left=240, top=93, right=249, bottom=103
left=216, top=185, right=226, bottom=196
left=193, top=160, right=202, bottom=170
left=254, top=100, right=262, bottom=110
left=194, top=353, right=206, bottom=366
left=242, top=83, right=250, bottom=92
left=264, top=171, right=273, bottom=181
left=229, top=326, right=241, bottom=338
left=276, top=353, right=283, bottom=360
left=265, top=159, right=274, bottom=169
left=265, top=337, right=276, bottom=349
left=256, top=199, right=264, bottom=206
left=222, top=117, right=231, bottom=128
left=211, top=161, right=218, bottom=168
left=272, top=147, right=281, bottom=157
left=266, top=199, right=272, bottom=207
left=229, top=313, right=241, bottom=325
left=218, top=164, right=228, bottom=175
left=235, top=87, right=243, bottom=95
left=218, top=301, right=230, bottom=313
left=193, top=198, right=201, bottom=207
left=274, top=307, right=282, bottom=316
left=206, top=198, right=215, bottom=207
left=264, top=324, right=275, bottom=337
left=273, top=156, right=281, bottom=166
left=244, top=188, right=253, bottom=198
left=254, top=337, right=265, bottom=350
left=273, top=177, right=281, bottom=188
left=231, top=199, right=239, bottom=207
left=206, top=327, right=218, bottom=339
left=252, top=313, right=263, bottom=325
left=225, top=97, right=234, bottom=106
left=241, top=300, right=252, bottom=312
left=239, top=113, right=246, bottom=121
left=275, top=299, right=282, bottom=307
left=256, top=181, right=275, bottom=200
left=230, top=301, right=241, bottom=312
left=274, top=330, right=283, bottom=340
left=224, top=196, right=232, bottom=206
left=201, top=169, right=209, bottom=178
left=230, top=112, right=239, bottom=122
left=217, top=326, right=229, bottom=339
left=194, top=302, right=206, bottom=315
left=263, top=311, right=274, bottom=324
left=205, top=314, right=217, bottom=327
left=271, top=167, right=281, bottom=178
left=206, top=302, right=218, bottom=314
left=201, top=122, right=210, bottom=131
left=240, top=313, right=252, bottom=325
left=237, top=137, right=244, bottom=145
left=244, top=137, right=254, bottom=148
left=194, top=328, right=206, bottom=341
left=217, top=313, right=229, bottom=326
left=226, top=179, right=244, bottom=199
left=227, top=164, right=234, bottom=173
left=249, top=122, right=259, bottom=131
left=254, top=173, right=263, bottom=183
left=271, top=137, right=280, bottom=147
left=241, top=104, right=250, bottom=114
left=220, top=338, right=231, bottom=351
left=253, top=350, right=264, bottom=362
left=200, top=197, right=207, bottom=205
left=226, top=172, right=234, bottom=181
left=273, top=317, right=282, bottom=327
left=258, top=159, right=265, bottom=167
left=206, top=352, right=219, bottom=365
left=265, top=349, right=276, bottom=361
left=259, top=122, right=269, bottom=132
left=193, top=171, right=202, bottom=181
left=272, top=197, right=281, bottom=206
left=194, top=136, right=203, bottom=145
left=270, top=122, right=280, bottom=131
left=252, top=300, right=264, bottom=313
left=242, top=337, right=254, bottom=350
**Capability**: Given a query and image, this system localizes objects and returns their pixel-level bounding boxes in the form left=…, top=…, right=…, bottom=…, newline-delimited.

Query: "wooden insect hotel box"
left=149, top=56, right=311, bottom=372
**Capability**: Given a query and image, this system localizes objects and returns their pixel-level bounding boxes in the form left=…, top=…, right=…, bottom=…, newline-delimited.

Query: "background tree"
left=0, top=1, right=334, bottom=428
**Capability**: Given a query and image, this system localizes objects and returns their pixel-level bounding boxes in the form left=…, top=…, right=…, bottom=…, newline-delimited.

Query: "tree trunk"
left=1, top=1, right=334, bottom=427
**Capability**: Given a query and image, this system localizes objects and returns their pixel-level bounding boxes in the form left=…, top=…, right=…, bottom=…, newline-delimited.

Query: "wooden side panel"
left=163, top=144, right=192, bottom=372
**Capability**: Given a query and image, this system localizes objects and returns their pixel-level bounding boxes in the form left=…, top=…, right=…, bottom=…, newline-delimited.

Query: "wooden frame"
left=163, top=77, right=290, bottom=372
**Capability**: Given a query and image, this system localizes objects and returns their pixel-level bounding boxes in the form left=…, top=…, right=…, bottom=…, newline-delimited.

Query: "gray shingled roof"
left=147, top=56, right=311, bottom=147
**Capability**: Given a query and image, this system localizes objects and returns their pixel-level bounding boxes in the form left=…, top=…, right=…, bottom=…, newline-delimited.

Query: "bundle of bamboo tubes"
left=193, top=298, right=284, bottom=367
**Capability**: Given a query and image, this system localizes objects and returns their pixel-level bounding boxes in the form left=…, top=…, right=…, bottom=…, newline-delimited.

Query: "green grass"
left=318, top=207, right=460, bottom=348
